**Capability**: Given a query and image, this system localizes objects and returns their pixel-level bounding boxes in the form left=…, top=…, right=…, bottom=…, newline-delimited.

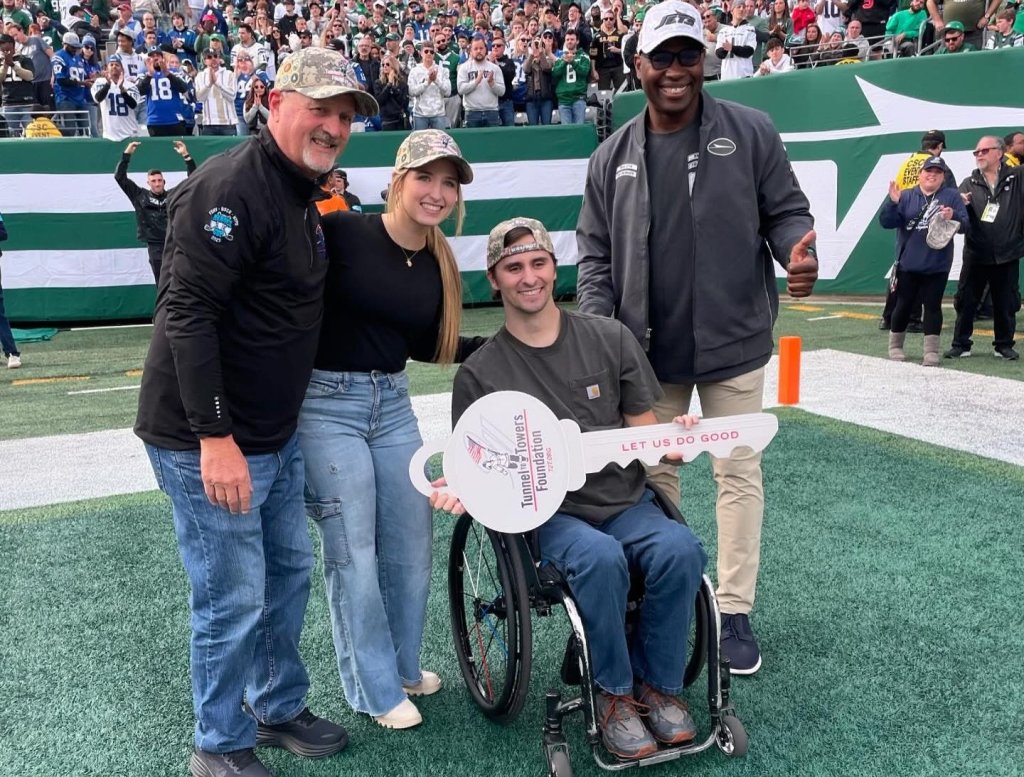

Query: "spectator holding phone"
left=523, top=33, right=554, bottom=124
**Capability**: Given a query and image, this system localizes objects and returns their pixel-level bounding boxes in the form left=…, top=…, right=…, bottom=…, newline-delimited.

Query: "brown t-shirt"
left=452, top=310, right=663, bottom=525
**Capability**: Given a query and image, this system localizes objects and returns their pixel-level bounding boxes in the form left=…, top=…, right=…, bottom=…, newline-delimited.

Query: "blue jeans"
left=498, top=98, right=515, bottom=126
left=0, top=266, right=19, bottom=357
left=558, top=99, right=586, bottom=125
left=525, top=97, right=553, bottom=125
left=86, top=102, right=99, bottom=137
left=538, top=490, right=706, bottom=696
left=1, top=105, right=32, bottom=137
left=411, top=114, right=449, bottom=130
left=145, top=434, right=312, bottom=752
left=464, top=109, right=500, bottom=128
left=56, top=99, right=89, bottom=136
left=297, top=370, right=433, bottom=717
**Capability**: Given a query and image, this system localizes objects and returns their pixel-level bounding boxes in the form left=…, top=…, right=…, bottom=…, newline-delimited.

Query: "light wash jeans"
left=558, top=98, right=586, bottom=125
left=145, top=434, right=312, bottom=752
left=411, top=114, right=449, bottom=130
left=538, top=490, right=706, bottom=696
left=297, top=369, right=433, bottom=717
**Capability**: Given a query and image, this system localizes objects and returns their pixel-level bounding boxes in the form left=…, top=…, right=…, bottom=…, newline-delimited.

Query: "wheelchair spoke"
left=472, top=621, right=495, bottom=699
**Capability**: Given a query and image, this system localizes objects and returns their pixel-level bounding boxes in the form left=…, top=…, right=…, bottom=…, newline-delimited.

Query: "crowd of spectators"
left=1, top=0, right=1023, bottom=138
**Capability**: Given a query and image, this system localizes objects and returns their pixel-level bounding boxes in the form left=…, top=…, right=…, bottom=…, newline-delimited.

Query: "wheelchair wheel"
left=448, top=514, right=533, bottom=722
left=683, top=581, right=710, bottom=688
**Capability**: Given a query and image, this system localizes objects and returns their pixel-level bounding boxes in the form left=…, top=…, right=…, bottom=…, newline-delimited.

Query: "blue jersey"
left=167, top=28, right=197, bottom=54
left=143, top=72, right=184, bottom=126
left=175, top=70, right=196, bottom=126
left=51, top=48, right=87, bottom=105
left=235, top=71, right=252, bottom=117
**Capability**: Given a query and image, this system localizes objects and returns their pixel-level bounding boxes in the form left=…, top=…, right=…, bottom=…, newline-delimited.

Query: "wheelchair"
left=447, top=488, right=748, bottom=777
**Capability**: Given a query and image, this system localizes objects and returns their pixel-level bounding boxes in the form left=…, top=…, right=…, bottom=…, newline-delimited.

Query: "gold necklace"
left=382, top=214, right=424, bottom=268
left=399, top=245, right=420, bottom=267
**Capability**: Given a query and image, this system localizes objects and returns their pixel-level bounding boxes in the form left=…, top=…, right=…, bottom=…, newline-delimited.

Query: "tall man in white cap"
left=576, top=0, right=819, bottom=676
left=135, top=48, right=379, bottom=777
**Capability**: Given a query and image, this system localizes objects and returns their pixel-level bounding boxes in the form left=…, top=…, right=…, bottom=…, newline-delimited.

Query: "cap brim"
left=638, top=30, right=703, bottom=54
left=294, top=85, right=380, bottom=116
left=405, top=152, right=474, bottom=184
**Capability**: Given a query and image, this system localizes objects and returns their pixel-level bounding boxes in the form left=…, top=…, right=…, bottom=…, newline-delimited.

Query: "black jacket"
left=135, top=130, right=330, bottom=454
left=374, top=77, right=409, bottom=125
left=959, top=164, right=1024, bottom=265
left=115, top=152, right=197, bottom=245
left=495, top=54, right=516, bottom=100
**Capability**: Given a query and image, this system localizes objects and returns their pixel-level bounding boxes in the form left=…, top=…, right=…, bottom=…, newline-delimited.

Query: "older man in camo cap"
left=136, top=46, right=378, bottom=777
left=443, top=214, right=708, bottom=760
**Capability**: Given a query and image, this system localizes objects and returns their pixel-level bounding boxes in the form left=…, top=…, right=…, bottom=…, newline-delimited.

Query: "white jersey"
left=716, top=23, right=758, bottom=80
left=91, top=78, right=141, bottom=140
left=231, top=40, right=271, bottom=71
left=114, top=50, right=147, bottom=80
left=815, top=0, right=845, bottom=36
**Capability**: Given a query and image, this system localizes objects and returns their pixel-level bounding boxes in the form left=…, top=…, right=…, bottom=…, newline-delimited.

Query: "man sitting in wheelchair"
left=432, top=217, right=708, bottom=760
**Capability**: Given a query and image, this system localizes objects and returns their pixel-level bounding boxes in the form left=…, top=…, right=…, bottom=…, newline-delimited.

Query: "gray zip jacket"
left=576, top=93, right=813, bottom=379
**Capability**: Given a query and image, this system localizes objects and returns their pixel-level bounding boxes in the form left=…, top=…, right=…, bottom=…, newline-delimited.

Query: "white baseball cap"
left=637, top=0, right=704, bottom=54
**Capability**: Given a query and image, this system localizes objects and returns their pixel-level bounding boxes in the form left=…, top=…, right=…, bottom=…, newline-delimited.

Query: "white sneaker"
left=403, top=670, right=442, bottom=697
left=373, top=698, right=422, bottom=729
left=7, top=354, right=21, bottom=369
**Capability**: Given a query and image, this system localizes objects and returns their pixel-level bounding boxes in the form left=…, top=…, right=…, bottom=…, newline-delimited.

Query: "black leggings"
left=891, top=269, right=947, bottom=335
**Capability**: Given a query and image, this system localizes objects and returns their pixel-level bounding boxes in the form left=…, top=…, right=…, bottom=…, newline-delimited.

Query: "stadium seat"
left=514, top=111, right=528, bottom=126
left=584, top=105, right=598, bottom=124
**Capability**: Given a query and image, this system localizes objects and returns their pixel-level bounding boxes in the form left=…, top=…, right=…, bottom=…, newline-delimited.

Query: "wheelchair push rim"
left=448, top=513, right=533, bottom=722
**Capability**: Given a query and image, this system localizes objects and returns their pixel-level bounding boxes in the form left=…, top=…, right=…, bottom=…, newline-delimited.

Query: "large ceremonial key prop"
left=409, top=391, right=778, bottom=534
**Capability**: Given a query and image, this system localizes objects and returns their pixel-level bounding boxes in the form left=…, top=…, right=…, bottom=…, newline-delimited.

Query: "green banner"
left=0, top=126, right=595, bottom=321
left=614, top=49, right=1024, bottom=294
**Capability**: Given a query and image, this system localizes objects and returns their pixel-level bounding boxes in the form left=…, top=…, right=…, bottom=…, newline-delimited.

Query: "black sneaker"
left=907, top=320, right=924, bottom=334
left=721, top=614, right=762, bottom=676
left=253, top=707, right=349, bottom=759
left=190, top=748, right=273, bottom=777
left=878, top=317, right=890, bottom=331
left=994, top=347, right=1020, bottom=360
left=594, top=692, right=659, bottom=760
left=943, top=346, right=972, bottom=359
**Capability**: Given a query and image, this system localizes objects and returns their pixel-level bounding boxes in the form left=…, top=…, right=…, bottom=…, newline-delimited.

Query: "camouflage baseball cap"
left=394, top=130, right=473, bottom=184
left=487, top=217, right=556, bottom=270
left=275, top=48, right=379, bottom=116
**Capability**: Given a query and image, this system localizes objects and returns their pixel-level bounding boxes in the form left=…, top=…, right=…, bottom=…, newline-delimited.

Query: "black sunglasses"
left=644, top=47, right=702, bottom=70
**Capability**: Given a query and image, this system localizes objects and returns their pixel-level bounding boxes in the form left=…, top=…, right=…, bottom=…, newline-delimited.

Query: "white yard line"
left=2, top=351, right=1021, bottom=512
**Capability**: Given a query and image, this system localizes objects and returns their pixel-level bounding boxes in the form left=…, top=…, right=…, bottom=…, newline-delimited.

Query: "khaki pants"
left=647, top=367, right=765, bottom=616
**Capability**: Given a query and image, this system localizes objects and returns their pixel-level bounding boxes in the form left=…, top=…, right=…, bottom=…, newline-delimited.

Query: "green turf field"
left=1, top=301, right=1020, bottom=442
left=2, top=411, right=1022, bottom=777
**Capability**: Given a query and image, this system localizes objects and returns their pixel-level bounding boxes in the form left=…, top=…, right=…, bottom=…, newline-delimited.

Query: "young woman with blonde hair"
left=297, top=130, right=484, bottom=731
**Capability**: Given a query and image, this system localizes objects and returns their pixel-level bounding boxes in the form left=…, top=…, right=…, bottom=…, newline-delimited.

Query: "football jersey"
left=91, top=78, right=141, bottom=139
left=141, top=71, right=185, bottom=126
left=234, top=71, right=253, bottom=117
left=114, top=50, right=147, bottom=80
left=51, top=48, right=87, bottom=104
